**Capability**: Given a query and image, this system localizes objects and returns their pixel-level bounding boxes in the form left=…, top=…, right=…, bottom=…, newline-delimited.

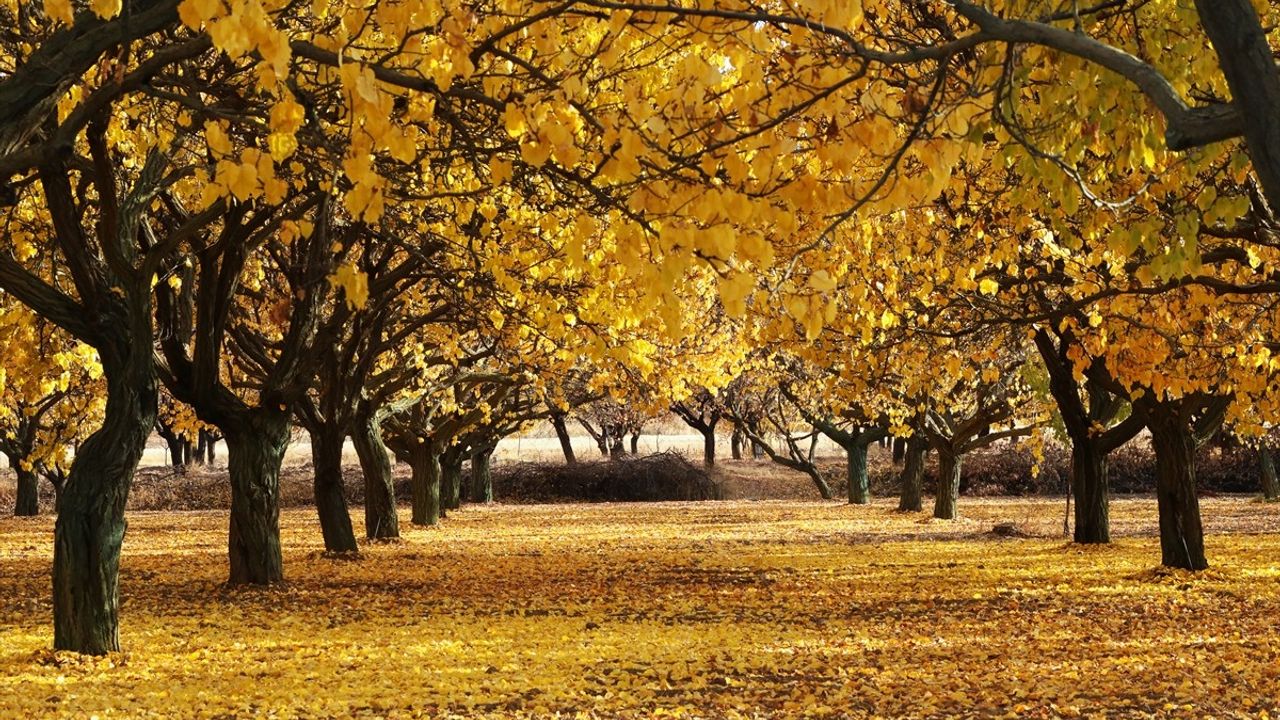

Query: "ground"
left=2, top=498, right=1279, bottom=718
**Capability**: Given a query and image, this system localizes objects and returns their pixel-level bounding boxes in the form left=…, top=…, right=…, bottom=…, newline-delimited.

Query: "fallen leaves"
left=1, top=498, right=1278, bottom=718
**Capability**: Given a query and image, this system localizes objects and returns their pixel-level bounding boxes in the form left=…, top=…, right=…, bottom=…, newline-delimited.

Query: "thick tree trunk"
left=731, top=428, right=743, bottom=460
left=409, top=442, right=441, bottom=526
left=164, top=435, right=185, bottom=469
left=223, top=410, right=289, bottom=585
left=353, top=414, right=398, bottom=539
left=897, top=438, right=926, bottom=512
left=750, top=439, right=763, bottom=459
left=551, top=415, right=576, bottom=464
left=892, top=437, right=906, bottom=465
left=442, top=449, right=463, bottom=512
left=846, top=442, right=870, bottom=505
left=1260, top=448, right=1278, bottom=501
left=182, top=439, right=193, bottom=467
left=630, top=433, right=640, bottom=455
left=310, top=427, right=357, bottom=553
left=1070, top=440, right=1110, bottom=544
left=470, top=447, right=493, bottom=503
left=702, top=429, right=716, bottom=467
left=53, top=360, right=157, bottom=654
left=1147, top=408, right=1207, bottom=570
left=14, top=466, right=39, bottom=516
left=933, top=450, right=962, bottom=520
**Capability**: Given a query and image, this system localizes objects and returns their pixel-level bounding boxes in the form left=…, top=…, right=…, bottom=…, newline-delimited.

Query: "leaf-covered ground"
left=2, top=498, right=1279, bottom=718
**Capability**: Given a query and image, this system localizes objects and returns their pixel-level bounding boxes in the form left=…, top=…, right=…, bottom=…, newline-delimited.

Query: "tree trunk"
left=310, top=427, right=357, bottom=553
left=195, top=431, right=208, bottom=465
left=471, top=447, right=493, bottom=503
left=750, top=439, right=763, bottom=459
left=53, top=358, right=157, bottom=654
left=1070, top=439, right=1110, bottom=543
left=205, top=434, right=217, bottom=464
left=702, top=429, right=716, bottom=467
left=897, top=438, right=926, bottom=512
left=846, top=442, right=870, bottom=505
left=892, top=437, right=906, bottom=465
left=223, top=410, right=289, bottom=585
left=442, top=449, right=463, bottom=512
left=353, top=413, right=398, bottom=539
left=630, top=433, right=640, bottom=455
left=731, top=428, right=743, bottom=460
left=1147, top=407, right=1207, bottom=570
left=932, top=450, right=962, bottom=520
left=1194, top=0, right=1280, bottom=211
left=409, top=441, right=441, bottom=526
left=1260, top=448, right=1278, bottom=501
left=551, top=414, right=576, bottom=464
left=14, top=465, right=39, bottom=516
left=164, top=434, right=185, bottom=469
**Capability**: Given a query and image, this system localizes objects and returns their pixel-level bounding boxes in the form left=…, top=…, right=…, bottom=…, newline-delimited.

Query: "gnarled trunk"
left=897, top=438, right=926, bottom=512
left=846, top=442, right=870, bottom=505
left=224, top=410, right=289, bottom=585
left=933, top=450, right=962, bottom=520
left=1070, top=440, right=1110, bottom=544
left=470, top=447, right=493, bottom=503
left=1147, top=408, right=1207, bottom=570
left=310, top=426, right=357, bottom=553
left=353, top=413, right=398, bottom=539
left=53, top=354, right=157, bottom=654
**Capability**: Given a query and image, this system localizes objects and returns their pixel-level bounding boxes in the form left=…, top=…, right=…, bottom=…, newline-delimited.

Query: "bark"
left=551, top=414, right=576, bottom=464
left=892, top=437, right=906, bottom=465
left=1146, top=407, right=1207, bottom=570
left=750, top=439, right=763, bottom=459
left=310, top=427, right=358, bottom=553
left=932, top=451, right=962, bottom=520
left=15, top=466, right=39, bottom=516
left=353, top=413, right=398, bottom=539
left=731, top=428, right=743, bottom=460
left=1262, top=448, right=1279, bottom=501
left=223, top=410, right=289, bottom=585
left=1071, top=441, right=1110, bottom=544
left=897, top=438, right=926, bottom=512
left=408, top=442, right=442, bottom=526
left=630, top=433, right=640, bottom=455
left=702, top=430, right=716, bottom=467
left=846, top=442, right=870, bottom=505
left=164, top=434, right=185, bottom=469
left=1194, top=0, right=1280, bottom=211
left=441, top=448, right=463, bottom=512
left=470, top=447, right=493, bottom=503
left=53, top=357, right=157, bottom=654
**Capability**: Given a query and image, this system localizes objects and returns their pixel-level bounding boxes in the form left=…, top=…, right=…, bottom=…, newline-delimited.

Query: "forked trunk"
left=353, top=413, right=398, bottom=539
left=310, top=426, right=357, bottom=553
left=224, top=410, right=289, bottom=585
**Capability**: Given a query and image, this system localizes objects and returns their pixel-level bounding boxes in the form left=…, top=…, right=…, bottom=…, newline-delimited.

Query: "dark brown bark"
left=353, top=412, right=398, bottom=539
left=702, top=430, right=716, bottom=467
left=310, top=426, right=357, bottom=553
left=1070, top=441, right=1110, bottom=544
left=897, top=437, right=926, bottom=512
left=14, top=466, right=39, bottom=516
left=53, top=349, right=157, bottom=654
left=224, top=410, right=289, bottom=585
left=551, top=414, right=576, bottom=464
left=932, top=451, right=962, bottom=520
left=1262, top=448, right=1279, bottom=501
left=846, top=443, right=870, bottom=505
left=470, top=447, right=493, bottom=503
left=1146, top=405, right=1207, bottom=570
left=441, top=447, right=463, bottom=512
left=408, top=441, right=441, bottom=526
left=731, top=427, right=743, bottom=460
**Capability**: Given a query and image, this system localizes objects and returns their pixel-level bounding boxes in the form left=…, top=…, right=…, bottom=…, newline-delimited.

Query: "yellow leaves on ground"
left=2, top=498, right=1279, bottom=718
